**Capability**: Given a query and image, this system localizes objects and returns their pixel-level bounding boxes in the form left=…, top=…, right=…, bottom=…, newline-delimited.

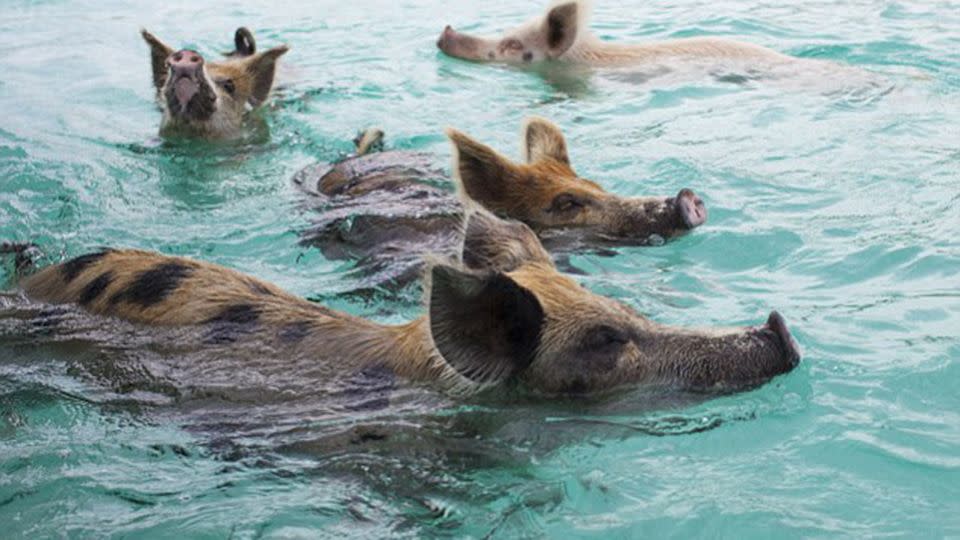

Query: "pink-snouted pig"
left=141, top=27, right=288, bottom=139
left=436, top=0, right=853, bottom=82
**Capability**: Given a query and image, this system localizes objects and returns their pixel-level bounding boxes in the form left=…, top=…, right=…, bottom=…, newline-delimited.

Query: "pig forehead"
left=509, top=264, right=628, bottom=317
left=507, top=20, right=547, bottom=43
left=520, top=167, right=607, bottom=194
left=206, top=61, right=246, bottom=81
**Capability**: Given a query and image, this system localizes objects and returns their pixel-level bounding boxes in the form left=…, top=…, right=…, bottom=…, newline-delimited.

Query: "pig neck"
left=300, top=314, right=449, bottom=384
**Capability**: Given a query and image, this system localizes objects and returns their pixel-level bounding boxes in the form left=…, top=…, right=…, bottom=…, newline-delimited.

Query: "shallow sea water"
left=1, top=0, right=959, bottom=537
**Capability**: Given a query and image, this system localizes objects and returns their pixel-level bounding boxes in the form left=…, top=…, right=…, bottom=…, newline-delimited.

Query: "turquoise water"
left=1, top=0, right=959, bottom=537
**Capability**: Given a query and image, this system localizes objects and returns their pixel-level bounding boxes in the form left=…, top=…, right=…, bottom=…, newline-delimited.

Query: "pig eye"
left=583, top=326, right=630, bottom=352
left=217, top=79, right=236, bottom=95
left=548, top=193, right=588, bottom=214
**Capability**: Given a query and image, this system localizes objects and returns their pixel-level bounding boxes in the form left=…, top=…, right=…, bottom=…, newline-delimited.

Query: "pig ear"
left=141, top=29, right=174, bottom=92
left=428, top=264, right=544, bottom=388
left=522, top=116, right=570, bottom=165
left=232, top=27, right=256, bottom=57
left=243, top=45, right=289, bottom=107
left=461, top=210, right=553, bottom=273
left=543, top=2, right=580, bottom=57
left=447, top=128, right=519, bottom=208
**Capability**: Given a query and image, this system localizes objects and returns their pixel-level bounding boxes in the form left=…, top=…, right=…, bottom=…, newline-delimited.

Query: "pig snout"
left=167, top=50, right=204, bottom=109
left=436, top=25, right=483, bottom=60
left=758, top=311, right=802, bottom=369
left=675, top=188, right=707, bottom=229
left=168, top=50, right=204, bottom=78
left=436, top=25, right=456, bottom=50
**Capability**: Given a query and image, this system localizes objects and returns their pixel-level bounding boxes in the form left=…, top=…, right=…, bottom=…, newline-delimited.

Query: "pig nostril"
left=172, top=53, right=183, bottom=62
left=190, top=55, right=200, bottom=63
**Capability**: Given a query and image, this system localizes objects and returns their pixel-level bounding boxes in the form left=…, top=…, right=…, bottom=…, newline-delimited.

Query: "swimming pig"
left=438, top=0, right=815, bottom=72
left=16, top=210, right=798, bottom=397
left=141, top=27, right=288, bottom=138
left=296, top=117, right=706, bottom=290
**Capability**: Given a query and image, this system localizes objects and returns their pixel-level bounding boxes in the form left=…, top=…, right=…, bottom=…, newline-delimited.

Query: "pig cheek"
left=620, top=350, right=651, bottom=385
left=519, top=358, right=569, bottom=394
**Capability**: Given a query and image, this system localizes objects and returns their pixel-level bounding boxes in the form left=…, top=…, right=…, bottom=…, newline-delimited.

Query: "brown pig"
left=296, top=117, right=706, bottom=290
left=449, top=117, right=707, bottom=244
left=17, top=209, right=799, bottom=398
left=141, top=27, right=288, bottom=138
left=437, top=0, right=819, bottom=73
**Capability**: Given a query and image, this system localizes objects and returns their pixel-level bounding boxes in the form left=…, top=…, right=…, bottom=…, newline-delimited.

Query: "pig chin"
left=163, top=74, right=217, bottom=122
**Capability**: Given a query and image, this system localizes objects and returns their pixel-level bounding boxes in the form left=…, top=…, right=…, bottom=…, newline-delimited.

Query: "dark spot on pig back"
left=61, top=251, right=110, bottom=283
left=32, top=306, right=71, bottom=331
left=204, top=303, right=262, bottom=344
left=109, top=262, right=193, bottom=308
left=79, top=272, right=114, bottom=306
left=278, top=320, right=312, bottom=344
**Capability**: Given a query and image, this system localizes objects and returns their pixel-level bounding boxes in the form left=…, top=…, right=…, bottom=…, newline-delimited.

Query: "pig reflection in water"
left=296, top=118, right=707, bottom=290
left=141, top=27, right=288, bottom=139
left=16, top=207, right=798, bottom=400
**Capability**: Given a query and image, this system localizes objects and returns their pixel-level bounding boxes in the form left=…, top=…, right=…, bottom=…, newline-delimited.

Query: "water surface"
left=1, top=0, right=958, bottom=537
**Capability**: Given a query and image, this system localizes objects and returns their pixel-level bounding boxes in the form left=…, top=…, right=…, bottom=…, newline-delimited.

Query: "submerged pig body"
left=296, top=118, right=706, bottom=291
left=141, top=28, right=288, bottom=139
left=16, top=209, right=798, bottom=398
left=295, top=149, right=463, bottom=289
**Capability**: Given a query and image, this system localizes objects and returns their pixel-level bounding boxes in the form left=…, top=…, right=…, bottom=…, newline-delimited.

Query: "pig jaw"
left=162, top=50, right=218, bottom=120
left=164, top=77, right=217, bottom=120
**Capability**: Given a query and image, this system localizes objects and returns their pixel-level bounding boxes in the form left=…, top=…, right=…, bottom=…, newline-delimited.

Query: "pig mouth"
left=164, top=74, right=217, bottom=121
left=174, top=77, right=199, bottom=111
